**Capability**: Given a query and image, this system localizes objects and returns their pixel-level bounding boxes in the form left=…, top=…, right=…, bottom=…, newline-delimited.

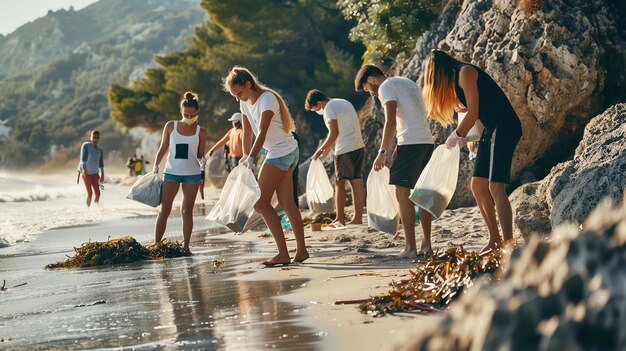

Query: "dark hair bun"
left=185, top=92, right=196, bottom=101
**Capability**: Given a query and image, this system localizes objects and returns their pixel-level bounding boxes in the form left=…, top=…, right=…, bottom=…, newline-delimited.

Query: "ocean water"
left=0, top=172, right=163, bottom=247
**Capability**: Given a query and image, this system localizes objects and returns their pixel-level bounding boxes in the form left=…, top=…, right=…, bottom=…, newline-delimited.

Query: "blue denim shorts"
left=164, top=173, right=203, bottom=184
left=264, top=147, right=299, bottom=171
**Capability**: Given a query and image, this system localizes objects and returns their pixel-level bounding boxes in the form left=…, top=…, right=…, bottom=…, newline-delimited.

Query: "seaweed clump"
left=358, top=247, right=504, bottom=316
left=302, top=212, right=352, bottom=226
left=46, top=236, right=191, bottom=269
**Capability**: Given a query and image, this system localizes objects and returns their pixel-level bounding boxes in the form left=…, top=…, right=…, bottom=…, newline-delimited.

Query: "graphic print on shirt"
left=175, top=144, right=189, bottom=159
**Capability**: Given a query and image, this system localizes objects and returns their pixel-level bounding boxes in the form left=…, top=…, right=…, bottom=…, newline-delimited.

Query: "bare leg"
left=471, top=177, right=501, bottom=253
left=256, top=163, right=290, bottom=265
left=396, top=186, right=418, bottom=258
left=181, top=182, right=200, bottom=251
left=347, top=179, right=365, bottom=224
left=335, top=179, right=347, bottom=225
left=489, top=182, right=514, bottom=244
left=418, top=208, right=432, bottom=255
left=155, top=182, right=180, bottom=244
left=276, top=168, right=308, bottom=263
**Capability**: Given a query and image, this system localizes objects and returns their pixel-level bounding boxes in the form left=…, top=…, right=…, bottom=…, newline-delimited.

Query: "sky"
left=0, top=0, right=99, bottom=36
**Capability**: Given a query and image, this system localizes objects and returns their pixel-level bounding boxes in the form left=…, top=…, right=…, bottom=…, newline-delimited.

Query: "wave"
left=0, top=191, right=66, bottom=203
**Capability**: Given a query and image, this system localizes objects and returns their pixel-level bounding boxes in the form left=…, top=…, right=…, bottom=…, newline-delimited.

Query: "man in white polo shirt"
left=354, top=65, right=435, bottom=258
left=305, top=89, right=366, bottom=226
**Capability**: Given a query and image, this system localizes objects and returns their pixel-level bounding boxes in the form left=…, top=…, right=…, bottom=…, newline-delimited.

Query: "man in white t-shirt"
left=305, top=89, right=366, bottom=226
left=354, top=65, right=435, bottom=258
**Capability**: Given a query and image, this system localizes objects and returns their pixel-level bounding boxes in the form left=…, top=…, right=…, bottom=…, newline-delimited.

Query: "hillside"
left=0, top=0, right=206, bottom=169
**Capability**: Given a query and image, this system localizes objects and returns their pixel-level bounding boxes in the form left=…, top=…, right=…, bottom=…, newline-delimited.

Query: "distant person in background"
left=152, top=91, right=208, bottom=252
left=223, top=66, right=308, bottom=265
left=206, top=112, right=245, bottom=170
left=78, top=130, right=105, bottom=207
left=291, top=131, right=301, bottom=207
left=305, top=89, right=366, bottom=226
left=126, top=155, right=137, bottom=176
left=139, top=155, right=150, bottom=176
left=355, top=65, right=435, bottom=258
left=134, top=154, right=142, bottom=176
left=422, top=50, right=522, bottom=253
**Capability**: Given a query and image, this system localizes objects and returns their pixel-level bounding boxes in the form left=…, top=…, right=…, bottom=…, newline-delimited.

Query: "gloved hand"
left=152, top=165, right=159, bottom=174
left=238, top=155, right=255, bottom=170
left=445, top=130, right=467, bottom=149
left=200, top=156, right=207, bottom=169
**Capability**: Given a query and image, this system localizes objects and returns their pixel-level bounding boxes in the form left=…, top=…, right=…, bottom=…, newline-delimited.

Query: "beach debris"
left=358, top=247, right=503, bottom=317
left=0, top=280, right=27, bottom=292
left=212, top=259, right=225, bottom=268
left=45, top=236, right=191, bottom=269
left=75, top=300, right=106, bottom=308
left=302, top=212, right=351, bottom=226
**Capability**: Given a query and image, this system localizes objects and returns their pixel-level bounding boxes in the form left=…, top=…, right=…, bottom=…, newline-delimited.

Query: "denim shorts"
left=164, top=173, right=203, bottom=184
left=264, top=147, right=299, bottom=171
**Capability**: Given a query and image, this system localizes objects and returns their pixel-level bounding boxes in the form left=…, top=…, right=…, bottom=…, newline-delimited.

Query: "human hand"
left=238, top=155, right=255, bottom=170
left=200, top=156, right=207, bottom=169
left=373, top=153, right=386, bottom=171
left=468, top=141, right=478, bottom=154
left=445, top=130, right=467, bottom=149
left=152, top=165, right=159, bottom=174
left=312, top=149, right=323, bottom=160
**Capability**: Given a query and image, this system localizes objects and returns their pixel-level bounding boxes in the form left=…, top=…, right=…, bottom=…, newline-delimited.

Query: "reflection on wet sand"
left=0, top=238, right=321, bottom=350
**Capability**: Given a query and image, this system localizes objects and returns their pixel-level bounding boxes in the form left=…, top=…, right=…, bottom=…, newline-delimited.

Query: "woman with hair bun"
left=152, top=91, right=208, bottom=252
left=222, top=66, right=309, bottom=266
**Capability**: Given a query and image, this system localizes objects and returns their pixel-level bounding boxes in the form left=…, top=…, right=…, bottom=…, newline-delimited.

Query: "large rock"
left=513, top=104, right=626, bottom=237
left=402, top=194, right=626, bottom=350
left=359, top=0, right=626, bottom=207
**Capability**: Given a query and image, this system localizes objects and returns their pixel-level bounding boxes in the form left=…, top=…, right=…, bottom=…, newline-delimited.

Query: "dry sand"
left=214, top=205, right=503, bottom=350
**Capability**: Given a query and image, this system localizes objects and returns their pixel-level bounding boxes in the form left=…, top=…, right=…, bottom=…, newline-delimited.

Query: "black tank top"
left=454, top=64, right=522, bottom=135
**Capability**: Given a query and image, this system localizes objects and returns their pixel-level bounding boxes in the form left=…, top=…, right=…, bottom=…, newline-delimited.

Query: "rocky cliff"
left=361, top=0, right=625, bottom=208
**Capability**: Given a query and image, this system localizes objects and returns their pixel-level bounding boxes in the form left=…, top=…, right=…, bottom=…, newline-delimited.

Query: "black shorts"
left=473, top=129, right=521, bottom=183
left=389, top=144, right=434, bottom=189
left=334, top=147, right=365, bottom=180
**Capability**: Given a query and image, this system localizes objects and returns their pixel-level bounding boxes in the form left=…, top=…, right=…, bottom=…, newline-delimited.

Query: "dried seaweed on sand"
left=46, top=236, right=191, bottom=269
left=302, top=212, right=351, bottom=226
left=358, top=248, right=504, bottom=317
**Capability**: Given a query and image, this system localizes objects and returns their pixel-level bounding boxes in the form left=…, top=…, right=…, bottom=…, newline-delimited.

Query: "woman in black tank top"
left=422, top=49, right=522, bottom=254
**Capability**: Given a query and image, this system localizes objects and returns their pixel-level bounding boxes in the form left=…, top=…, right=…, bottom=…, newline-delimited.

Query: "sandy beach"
left=0, top=172, right=496, bottom=350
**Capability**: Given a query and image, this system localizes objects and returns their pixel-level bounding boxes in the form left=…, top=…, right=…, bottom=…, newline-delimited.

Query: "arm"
left=207, top=131, right=230, bottom=156
left=198, top=128, right=208, bottom=161
left=99, top=149, right=104, bottom=182
left=81, top=143, right=88, bottom=174
left=373, top=101, right=397, bottom=171
left=153, top=122, right=172, bottom=172
left=248, top=110, right=273, bottom=159
left=241, top=114, right=253, bottom=156
left=456, top=66, right=480, bottom=137
left=313, top=120, right=339, bottom=160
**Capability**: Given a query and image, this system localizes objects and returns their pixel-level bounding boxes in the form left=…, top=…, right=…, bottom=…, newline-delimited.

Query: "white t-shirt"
left=323, top=98, right=365, bottom=155
left=378, top=77, right=434, bottom=145
left=240, top=91, right=298, bottom=159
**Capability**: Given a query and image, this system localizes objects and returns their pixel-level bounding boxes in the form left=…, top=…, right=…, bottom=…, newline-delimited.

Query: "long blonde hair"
left=222, top=66, right=295, bottom=133
left=422, top=50, right=461, bottom=127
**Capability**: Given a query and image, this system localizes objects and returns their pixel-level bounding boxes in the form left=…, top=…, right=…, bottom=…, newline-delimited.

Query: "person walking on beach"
left=305, top=89, right=366, bottom=226
left=355, top=65, right=435, bottom=258
left=422, top=50, right=523, bottom=253
left=206, top=112, right=245, bottom=169
left=223, top=66, right=308, bottom=266
left=78, top=130, right=105, bottom=207
left=152, top=92, right=208, bottom=252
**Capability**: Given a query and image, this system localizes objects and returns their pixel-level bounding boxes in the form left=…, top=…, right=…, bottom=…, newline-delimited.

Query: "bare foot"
left=397, top=250, right=418, bottom=258
left=292, top=250, right=310, bottom=263
left=262, top=254, right=291, bottom=266
left=479, top=240, right=502, bottom=255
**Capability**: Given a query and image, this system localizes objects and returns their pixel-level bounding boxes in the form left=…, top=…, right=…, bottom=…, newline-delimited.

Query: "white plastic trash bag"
left=458, top=111, right=483, bottom=142
left=207, top=165, right=261, bottom=232
left=126, top=173, right=163, bottom=207
left=366, top=167, right=399, bottom=235
left=410, top=145, right=460, bottom=219
left=306, top=159, right=334, bottom=213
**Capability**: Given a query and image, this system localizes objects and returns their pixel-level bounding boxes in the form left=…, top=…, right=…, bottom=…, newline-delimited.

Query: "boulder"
left=513, top=104, right=626, bottom=237
left=402, top=193, right=626, bottom=350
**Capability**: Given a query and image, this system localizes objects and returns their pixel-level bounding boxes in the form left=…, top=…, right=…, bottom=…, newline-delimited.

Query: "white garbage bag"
left=126, top=173, right=163, bottom=207
left=306, top=159, right=334, bottom=213
left=366, top=167, right=399, bottom=235
left=207, top=165, right=261, bottom=232
left=457, top=111, right=483, bottom=142
left=410, top=145, right=460, bottom=219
